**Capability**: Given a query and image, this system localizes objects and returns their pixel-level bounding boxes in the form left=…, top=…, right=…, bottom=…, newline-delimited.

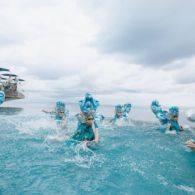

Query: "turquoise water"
left=0, top=103, right=195, bottom=195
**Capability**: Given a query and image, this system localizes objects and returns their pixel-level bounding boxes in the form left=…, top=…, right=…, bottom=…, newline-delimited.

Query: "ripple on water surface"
left=0, top=110, right=195, bottom=195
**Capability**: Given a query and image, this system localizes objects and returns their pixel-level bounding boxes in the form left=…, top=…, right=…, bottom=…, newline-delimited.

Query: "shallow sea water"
left=0, top=102, right=195, bottom=195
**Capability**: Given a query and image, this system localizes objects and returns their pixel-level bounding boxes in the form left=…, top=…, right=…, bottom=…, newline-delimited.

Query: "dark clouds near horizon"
left=88, top=0, right=195, bottom=66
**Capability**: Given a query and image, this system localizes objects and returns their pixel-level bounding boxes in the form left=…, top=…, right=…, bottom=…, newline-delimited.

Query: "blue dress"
left=72, top=122, right=98, bottom=141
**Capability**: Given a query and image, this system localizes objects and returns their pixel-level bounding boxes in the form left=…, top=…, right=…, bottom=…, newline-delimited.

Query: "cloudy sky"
left=0, top=0, right=195, bottom=106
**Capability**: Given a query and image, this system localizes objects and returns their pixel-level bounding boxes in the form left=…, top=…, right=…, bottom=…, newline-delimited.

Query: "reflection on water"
left=0, top=107, right=23, bottom=115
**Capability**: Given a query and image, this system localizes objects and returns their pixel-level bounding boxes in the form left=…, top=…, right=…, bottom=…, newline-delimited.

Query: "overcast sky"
left=0, top=0, right=195, bottom=107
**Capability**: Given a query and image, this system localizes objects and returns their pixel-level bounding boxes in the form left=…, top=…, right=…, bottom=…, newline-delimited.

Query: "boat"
left=0, top=67, right=25, bottom=105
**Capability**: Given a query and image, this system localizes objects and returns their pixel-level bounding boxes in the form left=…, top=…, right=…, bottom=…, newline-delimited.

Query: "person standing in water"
left=110, top=105, right=123, bottom=123
left=73, top=93, right=100, bottom=146
left=151, top=100, right=183, bottom=133
left=72, top=111, right=99, bottom=146
left=167, top=106, right=183, bottom=132
left=110, top=103, right=132, bottom=124
left=42, top=101, right=68, bottom=129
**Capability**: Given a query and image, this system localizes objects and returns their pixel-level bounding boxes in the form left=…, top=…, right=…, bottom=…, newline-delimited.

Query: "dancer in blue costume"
left=72, top=111, right=99, bottom=146
left=111, top=105, right=123, bottom=123
left=111, top=103, right=132, bottom=124
left=151, top=100, right=183, bottom=133
left=0, top=91, right=5, bottom=105
left=42, top=101, right=69, bottom=128
left=72, top=93, right=100, bottom=146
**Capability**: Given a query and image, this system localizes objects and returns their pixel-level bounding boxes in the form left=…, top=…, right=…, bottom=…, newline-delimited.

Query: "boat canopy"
left=2, top=73, right=18, bottom=77
left=0, top=68, right=10, bottom=71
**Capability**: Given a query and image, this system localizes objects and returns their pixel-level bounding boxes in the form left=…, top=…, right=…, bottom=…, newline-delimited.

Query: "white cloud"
left=84, top=0, right=195, bottom=65
left=0, top=0, right=195, bottom=107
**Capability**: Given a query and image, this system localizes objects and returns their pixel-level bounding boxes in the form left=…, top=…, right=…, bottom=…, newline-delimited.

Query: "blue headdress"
left=169, top=106, right=179, bottom=117
left=79, top=101, right=93, bottom=113
left=55, top=101, right=66, bottom=112
left=79, top=93, right=99, bottom=113
left=115, top=104, right=123, bottom=113
left=151, top=100, right=168, bottom=125
left=151, top=100, right=161, bottom=113
left=124, top=103, right=132, bottom=114
left=0, top=91, right=5, bottom=105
